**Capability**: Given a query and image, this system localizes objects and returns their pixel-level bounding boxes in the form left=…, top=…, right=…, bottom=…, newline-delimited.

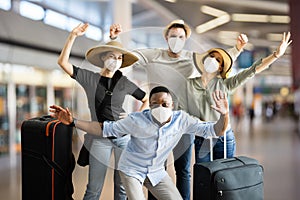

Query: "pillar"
left=290, top=0, right=300, bottom=89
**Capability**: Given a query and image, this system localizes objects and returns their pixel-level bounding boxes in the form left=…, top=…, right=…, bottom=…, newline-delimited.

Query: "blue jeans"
left=83, top=135, right=129, bottom=200
left=173, top=134, right=194, bottom=200
left=194, top=129, right=236, bottom=163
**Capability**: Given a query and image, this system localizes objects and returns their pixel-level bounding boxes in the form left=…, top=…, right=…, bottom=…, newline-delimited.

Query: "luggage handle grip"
left=39, top=115, right=53, bottom=121
left=209, top=132, right=227, bottom=161
left=22, top=149, right=67, bottom=178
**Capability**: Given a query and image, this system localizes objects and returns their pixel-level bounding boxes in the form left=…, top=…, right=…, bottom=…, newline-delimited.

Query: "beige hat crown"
left=163, top=19, right=192, bottom=38
left=85, top=41, right=138, bottom=68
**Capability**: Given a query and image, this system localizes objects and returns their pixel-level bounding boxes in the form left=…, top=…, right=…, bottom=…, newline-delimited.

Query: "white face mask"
left=168, top=37, right=185, bottom=54
left=151, top=106, right=173, bottom=124
left=104, top=58, right=122, bottom=73
left=203, top=57, right=219, bottom=74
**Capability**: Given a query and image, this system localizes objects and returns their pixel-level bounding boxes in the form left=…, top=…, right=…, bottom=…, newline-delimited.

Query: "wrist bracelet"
left=110, top=36, right=117, bottom=40
left=273, top=51, right=279, bottom=58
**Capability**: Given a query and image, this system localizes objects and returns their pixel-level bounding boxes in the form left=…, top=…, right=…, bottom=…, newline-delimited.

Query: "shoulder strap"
left=96, top=71, right=123, bottom=121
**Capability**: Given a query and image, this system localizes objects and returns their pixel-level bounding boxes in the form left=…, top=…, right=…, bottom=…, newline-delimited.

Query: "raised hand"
left=274, top=32, right=292, bottom=57
left=236, top=33, right=248, bottom=51
left=110, top=23, right=122, bottom=39
left=210, top=90, right=229, bottom=115
left=71, top=23, right=89, bottom=37
left=49, top=105, right=73, bottom=125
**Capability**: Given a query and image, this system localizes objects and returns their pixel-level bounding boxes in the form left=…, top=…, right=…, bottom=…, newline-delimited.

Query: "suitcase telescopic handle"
left=209, top=131, right=227, bottom=161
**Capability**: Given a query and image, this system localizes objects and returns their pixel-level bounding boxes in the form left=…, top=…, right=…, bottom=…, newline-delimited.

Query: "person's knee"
left=175, top=166, right=191, bottom=178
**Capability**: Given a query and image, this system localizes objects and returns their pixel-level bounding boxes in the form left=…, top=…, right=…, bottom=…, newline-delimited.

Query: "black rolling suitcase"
left=21, top=115, right=75, bottom=200
left=193, top=137, right=264, bottom=200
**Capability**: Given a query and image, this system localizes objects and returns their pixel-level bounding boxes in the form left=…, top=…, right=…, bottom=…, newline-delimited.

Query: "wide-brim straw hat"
left=85, top=41, right=138, bottom=68
left=163, top=19, right=191, bottom=39
left=207, top=48, right=233, bottom=79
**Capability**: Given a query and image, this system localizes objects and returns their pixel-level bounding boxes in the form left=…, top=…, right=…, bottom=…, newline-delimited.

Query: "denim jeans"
left=173, top=134, right=194, bottom=200
left=83, top=135, right=129, bottom=200
left=194, top=129, right=236, bottom=163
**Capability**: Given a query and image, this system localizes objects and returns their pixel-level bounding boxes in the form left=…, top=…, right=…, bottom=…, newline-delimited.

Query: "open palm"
left=276, top=32, right=292, bottom=57
left=72, top=23, right=89, bottom=37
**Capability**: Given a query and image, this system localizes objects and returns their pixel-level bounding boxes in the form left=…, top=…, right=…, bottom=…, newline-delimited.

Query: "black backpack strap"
left=96, top=71, right=123, bottom=118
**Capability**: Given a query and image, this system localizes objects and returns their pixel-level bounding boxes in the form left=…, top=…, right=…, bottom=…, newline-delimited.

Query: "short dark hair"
left=166, top=24, right=187, bottom=37
left=149, top=86, right=170, bottom=99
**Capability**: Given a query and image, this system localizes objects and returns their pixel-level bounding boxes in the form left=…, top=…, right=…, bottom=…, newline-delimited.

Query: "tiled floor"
left=1, top=115, right=300, bottom=200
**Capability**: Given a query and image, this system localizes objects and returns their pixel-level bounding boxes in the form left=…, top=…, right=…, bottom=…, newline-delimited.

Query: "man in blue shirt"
left=110, top=21, right=246, bottom=200
left=49, top=86, right=229, bottom=200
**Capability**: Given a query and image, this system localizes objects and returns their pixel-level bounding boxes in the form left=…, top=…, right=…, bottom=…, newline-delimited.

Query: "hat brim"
left=85, top=45, right=138, bottom=68
left=207, top=48, right=233, bottom=78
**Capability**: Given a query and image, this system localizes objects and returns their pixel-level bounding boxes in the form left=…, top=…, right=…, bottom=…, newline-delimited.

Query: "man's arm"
left=109, top=23, right=122, bottom=40
left=109, top=23, right=151, bottom=66
left=49, top=105, right=103, bottom=136
left=194, top=33, right=248, bottom=74
left=139, top=95, right=149, bottom=111
left=210, top=91, right=229, bottom=136
left=226, top=33, right=248, bottom=61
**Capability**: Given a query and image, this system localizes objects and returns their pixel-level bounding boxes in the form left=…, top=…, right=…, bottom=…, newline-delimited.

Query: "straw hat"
left=207, top=48, right=233, bottom=79
left=85, top=41, right=138, bottom=68
left=163, top=19, right=191, bottom=39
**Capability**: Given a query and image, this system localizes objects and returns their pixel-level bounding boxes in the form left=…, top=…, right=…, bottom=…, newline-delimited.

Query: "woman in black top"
left=58, top=23, right=148, bottom=200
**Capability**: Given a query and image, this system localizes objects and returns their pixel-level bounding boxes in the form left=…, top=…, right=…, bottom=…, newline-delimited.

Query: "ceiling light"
left=164, top=0, right=177, bottom=2
left=196, top=14, right=230, bottom=34
left=269, top=15, right=290, bottom=23
left=218, top=31, right=240, bottom=39
left=200, top=5, right=227, bottom=17
left=232, top=14, right=269, bottom=23
left=267, top=33, right=283, bottom=41
left=232, top=14, right=290, bottom=24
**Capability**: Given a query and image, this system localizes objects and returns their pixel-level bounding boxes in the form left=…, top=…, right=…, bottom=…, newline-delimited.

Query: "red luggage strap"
left=45, top=119, right=61, bottom=200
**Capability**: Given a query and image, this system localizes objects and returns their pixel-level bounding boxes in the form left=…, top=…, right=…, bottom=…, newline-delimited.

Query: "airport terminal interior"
left=1, top=0, right=300, bottom=199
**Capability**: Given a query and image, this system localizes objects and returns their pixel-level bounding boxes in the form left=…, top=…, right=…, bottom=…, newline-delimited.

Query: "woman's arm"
left=57, top=23, right=89, bottom=76
left=255, top=32, right=292, bottom=73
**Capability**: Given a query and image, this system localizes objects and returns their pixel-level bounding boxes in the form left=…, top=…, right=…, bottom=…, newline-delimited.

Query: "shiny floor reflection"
left=1, top=115, right=300, bottom=200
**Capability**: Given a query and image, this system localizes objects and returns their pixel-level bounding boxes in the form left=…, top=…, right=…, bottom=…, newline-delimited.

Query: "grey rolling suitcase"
left=193, top=137, right=264, bottom=200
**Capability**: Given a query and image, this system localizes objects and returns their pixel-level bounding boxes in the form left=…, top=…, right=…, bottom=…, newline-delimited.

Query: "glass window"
left=15, top=85, right=48, bottom=153
left=54, top=87, right=74, bottom=110
left=33, top=86, right=47, bottom=116
left=67, top=18, right=83, bottom=32
left=44, top=9, right=68, bottom=30
left=85, top=24, right=102, bottom=41
left=19, top=1, right=45, bottom=20
left=16, top=84, right=30, bottom=152
left=0, top=0, right=11, bottom=11
left=0, top=84, right=9, bottom=157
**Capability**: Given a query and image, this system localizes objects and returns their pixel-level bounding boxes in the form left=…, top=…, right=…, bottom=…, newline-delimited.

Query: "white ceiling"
left=0, top=0, right=291, bottom=78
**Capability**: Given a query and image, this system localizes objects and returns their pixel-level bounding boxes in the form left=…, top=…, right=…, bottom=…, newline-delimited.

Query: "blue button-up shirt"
left=103, top=109, right=216, bottom=186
